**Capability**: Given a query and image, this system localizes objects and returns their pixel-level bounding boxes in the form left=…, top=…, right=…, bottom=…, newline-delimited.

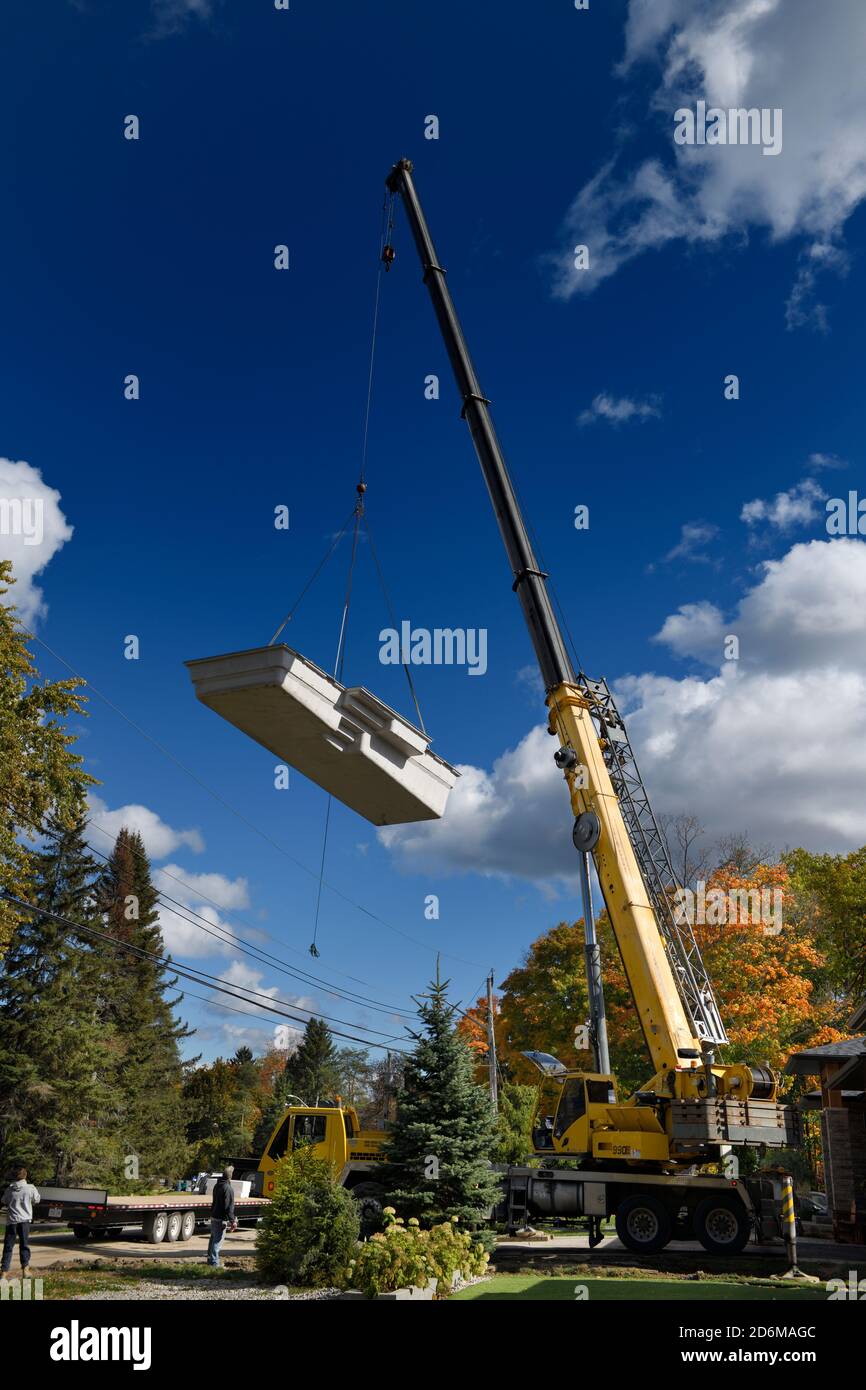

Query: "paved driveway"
left=19, top=1225, right=258, bottom=1271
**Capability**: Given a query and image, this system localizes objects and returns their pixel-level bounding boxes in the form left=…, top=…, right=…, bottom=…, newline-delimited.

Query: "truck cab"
left=253, top=1105, right=387, bottom=1197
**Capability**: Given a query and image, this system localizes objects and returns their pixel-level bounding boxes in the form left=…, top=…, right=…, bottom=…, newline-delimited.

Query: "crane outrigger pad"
left=185, top=644, right=459, bottom=826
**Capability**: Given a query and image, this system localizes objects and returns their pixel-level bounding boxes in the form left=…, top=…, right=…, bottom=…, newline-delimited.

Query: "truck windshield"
left=292, top=1115, right=327, bottom=1149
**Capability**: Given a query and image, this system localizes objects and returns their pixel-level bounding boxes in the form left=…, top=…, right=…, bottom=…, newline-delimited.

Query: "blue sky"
left=3, top=0, right=866, bottom=1062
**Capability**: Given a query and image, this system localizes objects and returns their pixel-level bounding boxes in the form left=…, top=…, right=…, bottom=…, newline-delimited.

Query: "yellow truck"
left=229, top=1103, right=389, bottom=1230
left=31, top=1104, right=389, bottom=1244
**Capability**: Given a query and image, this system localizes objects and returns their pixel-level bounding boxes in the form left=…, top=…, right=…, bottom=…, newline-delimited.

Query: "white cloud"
left=550, top=0, right=866, bottom=324
left=0, top=458, right=74, bottom=627
left=213, top=962, right=315, bottom=1029
left=662, top=538, right=866, bottom=674
left=219, top=959, right=281, bottom=1001
left=88, top=794, right=204, bottom=859
left=653, top=599, right=725, bottom=662
left=148, top=0, right=217, bottom=37
left=379, top=727, right=577, bottom=889
left=664, top=521, right=719, bottom=563
left=578, top=392, right=661, bottom=426
left=381, top=538, right=866, bottom=883
left=741, top=477, right=825, bottom=530
left=516, top=663, right=545, bottom=702
left=807, top=452, right=846, bottom=472
left=155, top=864, right=249, bottom=910
left=157, top=899, right=234, bottom=958
left=785, top=241, right=849, bottom=332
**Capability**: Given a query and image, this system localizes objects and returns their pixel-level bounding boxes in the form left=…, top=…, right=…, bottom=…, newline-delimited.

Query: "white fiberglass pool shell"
left=185, top=644, right=459, bottom=826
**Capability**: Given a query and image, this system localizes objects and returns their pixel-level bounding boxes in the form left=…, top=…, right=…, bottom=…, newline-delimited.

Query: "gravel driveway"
left=75, top=1281, right=340, bottom=1301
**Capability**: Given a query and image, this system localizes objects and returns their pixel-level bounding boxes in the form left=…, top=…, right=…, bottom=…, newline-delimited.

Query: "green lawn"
left=453, top=1276, right=829, bottom=1301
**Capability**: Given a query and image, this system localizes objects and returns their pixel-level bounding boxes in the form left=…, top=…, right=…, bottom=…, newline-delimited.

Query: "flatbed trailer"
left=33, top=1186, right=270, bottom=1245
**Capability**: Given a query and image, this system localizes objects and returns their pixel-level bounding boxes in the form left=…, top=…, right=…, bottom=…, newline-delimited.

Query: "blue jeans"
left=2, top=1221, right=31, bottom=1272
left=206, top=1219, right=227, bottom=1266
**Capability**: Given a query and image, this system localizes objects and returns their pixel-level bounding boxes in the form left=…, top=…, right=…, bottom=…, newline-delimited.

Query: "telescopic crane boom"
left=386, top=158, right=797, bottom=1165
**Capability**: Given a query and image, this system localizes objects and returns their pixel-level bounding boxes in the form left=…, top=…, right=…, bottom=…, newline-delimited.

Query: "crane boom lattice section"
left=578, top=675, right=728, bottom=1048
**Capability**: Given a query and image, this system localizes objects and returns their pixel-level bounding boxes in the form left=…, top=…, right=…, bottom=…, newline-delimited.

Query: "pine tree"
left=281, top=1017, right=341, bottom=1106
left=385, top=975, right=500, bottom=1227
left=0, top=560, right=93, bottom=956
left=228, top=1046, right=262, bottom=1153
left=183, top=1058, right=246, bottom=1171
left=95, top=828, right=191, bottom=1186
left=0, top=805, right=121, bottom=1183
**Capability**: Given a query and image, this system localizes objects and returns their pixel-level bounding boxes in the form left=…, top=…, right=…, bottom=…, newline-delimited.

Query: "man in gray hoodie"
left=1, top=1166, right=40, bottom=1278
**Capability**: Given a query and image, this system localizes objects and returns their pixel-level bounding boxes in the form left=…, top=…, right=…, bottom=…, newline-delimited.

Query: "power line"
left=121, top=892, right=407, bottom=1040
left=1, top=890, right=410, bottom=1053
left=81, top=820, right=416, bottom=1021
left=1, top=789, right=418, bottom=1019
left=166, top=983, right=388, bottom=1047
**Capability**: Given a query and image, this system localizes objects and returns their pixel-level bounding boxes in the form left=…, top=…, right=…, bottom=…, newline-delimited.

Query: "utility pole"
left=486, top=972, right=499, bottom=1111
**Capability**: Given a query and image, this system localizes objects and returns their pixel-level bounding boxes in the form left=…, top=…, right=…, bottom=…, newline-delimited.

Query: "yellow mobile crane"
left=381, top=159, right=799, bottom=1254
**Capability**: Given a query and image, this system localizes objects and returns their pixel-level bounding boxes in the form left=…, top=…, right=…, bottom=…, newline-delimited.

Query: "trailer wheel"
left=614, top=1195, right=672, bottom=1254
left=143, top=1211, right=169, bottom=1244
left=693, top=1195, right=750, bottom=1255
left=180, top=1211, right=196, bottom=1241
left=72, top=1224, right=93, bottom=1241
left=165, top=1212, right=182, bottom=1243
left=351, top=1182, right=386, bottom=1236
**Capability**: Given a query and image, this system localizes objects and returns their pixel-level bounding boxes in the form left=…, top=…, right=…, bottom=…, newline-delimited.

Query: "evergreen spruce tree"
left=0, top=805, right=121, bottom=1183
left=228, top=1045, right=261, bottom=1153
left=281, top=1017, right=341, bottom=1106
left=183, top=1058, right=245, bottom=1171
left=95, top=828, right=190, bottom=1185
left=386, top=975, right=500, bottom=1226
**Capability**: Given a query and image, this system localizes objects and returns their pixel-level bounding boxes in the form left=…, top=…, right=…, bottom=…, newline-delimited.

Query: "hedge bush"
left=343, top=1208, right=489, bottom=1298
left=256, top=1146, right=360, bottom=1287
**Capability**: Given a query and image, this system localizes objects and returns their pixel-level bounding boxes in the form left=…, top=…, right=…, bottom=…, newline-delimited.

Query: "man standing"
left=206, top=1166, right=237, bottom=1268
left=1, top=1167, right=41, bottom=1279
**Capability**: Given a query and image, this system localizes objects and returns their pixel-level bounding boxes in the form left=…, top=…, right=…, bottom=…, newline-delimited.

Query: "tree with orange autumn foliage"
left=692, top=861, right=843, bottom=1067
left=458, top=860, right=843, bottom=1103
left=458, top=917, right=646, bottom=1094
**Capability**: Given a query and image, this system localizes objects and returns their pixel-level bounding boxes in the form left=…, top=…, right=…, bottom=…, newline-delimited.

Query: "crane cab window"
left=586, top=1080, right=616, bottom=1106
left=267, top=1116, right=292, bottom=1160
left=292, top=1114, right=327, bottom=1150
left=554, top=1079, right=586, bottom=1139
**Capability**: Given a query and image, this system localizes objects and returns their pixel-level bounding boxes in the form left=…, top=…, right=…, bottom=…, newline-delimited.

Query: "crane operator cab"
left=523, top=1052, right=618, bottom=1159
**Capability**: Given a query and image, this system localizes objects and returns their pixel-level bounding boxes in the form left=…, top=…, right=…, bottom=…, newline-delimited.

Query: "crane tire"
left=693, top=1195, right=750, bottom=1255
left=615, top=1194, right=672, bottom=1254
left=351, top=1182, right=386, bottom=1236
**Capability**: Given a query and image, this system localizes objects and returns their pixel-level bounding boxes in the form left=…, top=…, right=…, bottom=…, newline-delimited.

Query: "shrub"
left=343, top=1208, right=489, bottom=1298
left=256, top=1146, right=360, bottom=1288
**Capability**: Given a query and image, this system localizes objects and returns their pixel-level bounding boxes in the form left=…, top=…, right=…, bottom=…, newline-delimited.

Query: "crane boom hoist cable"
left=384, top=158, right=798, bottom=1168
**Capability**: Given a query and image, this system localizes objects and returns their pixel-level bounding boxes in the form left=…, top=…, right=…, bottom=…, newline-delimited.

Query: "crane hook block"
left=381, top=244, right=396, bottom=270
